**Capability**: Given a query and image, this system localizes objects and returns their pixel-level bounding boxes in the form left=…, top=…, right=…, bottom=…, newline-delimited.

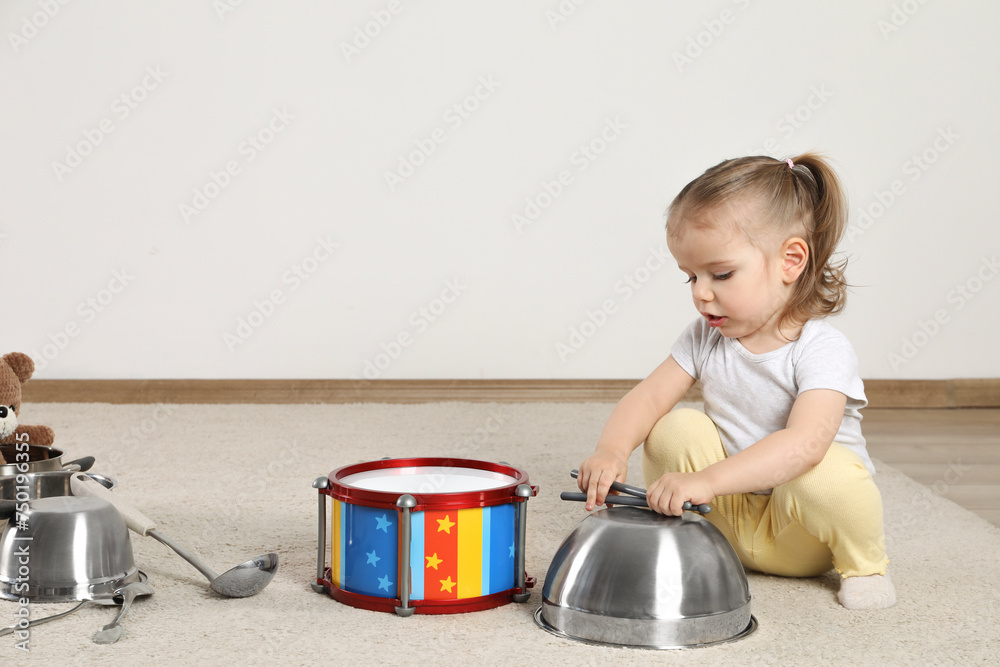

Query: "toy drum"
left=311, top=458, right=538, bottom=616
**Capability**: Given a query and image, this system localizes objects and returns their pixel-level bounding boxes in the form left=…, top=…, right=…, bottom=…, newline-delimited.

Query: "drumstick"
left=559, top=492, right=649, bottom=507
left=568, top=470, right=711, bottom=514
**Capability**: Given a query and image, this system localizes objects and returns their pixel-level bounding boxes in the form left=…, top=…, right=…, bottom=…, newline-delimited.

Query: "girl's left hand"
left=645, top=471, right=716, bottom=516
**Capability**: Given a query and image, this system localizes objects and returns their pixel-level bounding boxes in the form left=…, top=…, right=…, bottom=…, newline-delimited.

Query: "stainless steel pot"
left=0, top=471, right=117, bottom=522
left=0, top=495, right=144, bottom=602
left=0, top=445, right=94, bottom=476
left=535, top=506, right=757, bottom=649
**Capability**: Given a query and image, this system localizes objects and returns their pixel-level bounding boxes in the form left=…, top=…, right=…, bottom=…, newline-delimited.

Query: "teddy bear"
left=0, top=352, right=54, bottom=464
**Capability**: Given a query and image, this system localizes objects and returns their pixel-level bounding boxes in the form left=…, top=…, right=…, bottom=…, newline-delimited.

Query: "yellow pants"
left=642, top=408, right=889, bottom=578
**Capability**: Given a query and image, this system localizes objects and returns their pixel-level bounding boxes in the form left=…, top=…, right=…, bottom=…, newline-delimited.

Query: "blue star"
left=366, top=550, right=380, bottom=566
left=509, top=543, right=515, bottom=559
left=375, top=514, right=392, bottom=533
left=377, top=575, right=392, bottom=592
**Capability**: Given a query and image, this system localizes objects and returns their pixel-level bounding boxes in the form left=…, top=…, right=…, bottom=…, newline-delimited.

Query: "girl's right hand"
left=577, top=450, right=629, bottom=511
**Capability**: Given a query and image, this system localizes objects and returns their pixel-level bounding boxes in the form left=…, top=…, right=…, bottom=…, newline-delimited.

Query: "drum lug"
left=513, top=484, right=535, bottom=601
left=395, top=494, right=418, bottom=616
left=312, top=476, right=330, bottom=593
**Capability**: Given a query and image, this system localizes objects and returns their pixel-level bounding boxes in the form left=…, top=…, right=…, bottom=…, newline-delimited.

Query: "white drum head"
left=342, top=465, right=517, bottom=495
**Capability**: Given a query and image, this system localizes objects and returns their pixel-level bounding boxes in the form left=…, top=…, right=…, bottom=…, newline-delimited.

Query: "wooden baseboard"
left=23, top=379, right=640, bottom=404
left=21, top=378, right=1000, bottom=408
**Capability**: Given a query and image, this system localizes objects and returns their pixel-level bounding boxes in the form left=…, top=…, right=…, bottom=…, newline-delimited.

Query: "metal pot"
left=0, top=495, right=143, bottom=602
left=0, top=445, right=94, bottom=476
left=0, top=471, right=117, bottom=522
left=535, top=506, right=757, bottom=649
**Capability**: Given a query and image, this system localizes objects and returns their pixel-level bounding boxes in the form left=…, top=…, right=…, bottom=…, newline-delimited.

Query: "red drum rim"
left=320, top=573, right=522, bottom=615
left=326, top=457, right=532, bottom=511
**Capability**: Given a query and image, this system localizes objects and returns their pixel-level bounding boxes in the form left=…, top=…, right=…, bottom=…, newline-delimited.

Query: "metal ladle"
left=70, top=474, right=278, bottom=598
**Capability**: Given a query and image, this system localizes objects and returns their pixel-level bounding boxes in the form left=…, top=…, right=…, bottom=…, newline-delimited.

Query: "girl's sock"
left=837, top=572, right=896, bottom=610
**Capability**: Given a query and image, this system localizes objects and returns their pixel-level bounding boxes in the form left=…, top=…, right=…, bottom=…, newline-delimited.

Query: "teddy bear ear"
left=2, top=352, right=35, bottom=384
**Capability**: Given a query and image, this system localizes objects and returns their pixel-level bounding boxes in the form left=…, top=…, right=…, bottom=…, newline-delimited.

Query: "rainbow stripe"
left=330, top=501, right=516, bottom=601
left=331, top=499, right=343, bottom=586
left=411, top=504, right=515, bottom=601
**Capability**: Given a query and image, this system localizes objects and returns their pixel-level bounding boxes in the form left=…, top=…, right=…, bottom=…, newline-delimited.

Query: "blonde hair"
left=665, top=152, right=849, bottom=330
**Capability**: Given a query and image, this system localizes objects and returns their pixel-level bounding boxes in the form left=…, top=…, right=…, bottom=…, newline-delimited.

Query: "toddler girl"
left=577, top=154, right=895, bottom=610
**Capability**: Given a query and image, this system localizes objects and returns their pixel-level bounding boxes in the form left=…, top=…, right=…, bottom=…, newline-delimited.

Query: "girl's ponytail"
left=782, top=152, right=849, bottom=328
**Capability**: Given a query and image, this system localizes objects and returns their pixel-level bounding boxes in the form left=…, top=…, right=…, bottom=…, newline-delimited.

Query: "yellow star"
left=439, top=576, right=456, bottom=593
left=425, top=553, right=443, bottom=570
left=436, top=515, right=455, bottom=534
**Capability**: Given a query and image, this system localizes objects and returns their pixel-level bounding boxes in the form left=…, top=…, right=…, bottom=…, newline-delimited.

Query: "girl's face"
left=668, top=209, right=801, bottom=353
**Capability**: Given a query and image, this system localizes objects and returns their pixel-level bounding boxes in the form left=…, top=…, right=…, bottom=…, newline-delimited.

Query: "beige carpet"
left=3, top=402, right=999, bottom=665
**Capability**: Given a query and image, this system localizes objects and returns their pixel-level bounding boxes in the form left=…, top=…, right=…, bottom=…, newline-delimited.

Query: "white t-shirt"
left=670, top=317, right=874, bottom=482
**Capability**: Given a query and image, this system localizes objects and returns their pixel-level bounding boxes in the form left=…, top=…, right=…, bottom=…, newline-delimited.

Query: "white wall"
left=2, top=1, right=997, bottom=380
